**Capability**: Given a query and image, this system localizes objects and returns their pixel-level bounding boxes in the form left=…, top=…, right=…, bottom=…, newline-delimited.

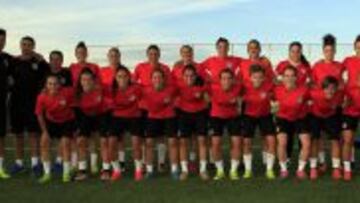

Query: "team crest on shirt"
left=129, top=94, right=137, bottom=102
left=297, top=96, right=303, bottom=104
left=260, top=92, right=267, bottom=99
left=96, top=95, right=103, bottom=103
left=3, top=59, right=9, bottom=68
left=32, top=63, right=38, bottom=70
left=59, top=98, right=66, bottom=106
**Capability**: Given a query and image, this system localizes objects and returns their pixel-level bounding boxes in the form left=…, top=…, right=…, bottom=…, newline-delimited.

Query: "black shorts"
left=146, top=118, right=177, bottom=138
left=308, top=114, right=341, bottom=140
left=46, top=120, right=76, bottom=139
left=242, top=114, right=275, bottom=138
left=275, top=117, right=310, bottom=136
left=9, top=98, right=39, bottom=134
left=342, top=115, right=359, bottom=132
left=77, top=112, right=110, bottom=137
left=177, top=110, right=208, bottom=137
left=110, top=117, right=143, bottom=137
left=210, top=117, right=242, bottom=137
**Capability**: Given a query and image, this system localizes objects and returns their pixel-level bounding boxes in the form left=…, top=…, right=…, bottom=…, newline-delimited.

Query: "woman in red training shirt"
left=241, top=64, right=276, bottom=180
left=273, top=65, right=311, bottom=180
left=341, top=35, right=360, bottom=181
left=69, top=41, right=101, bottom=85
left=109, top=66, right=143, bottom=181
left=308, top=76, right=343, bottom=181
left=73, top=68, right=112, bottom=181
left=143, top=68, right=178, bottom=180
left=101, top=47, right=128, bottom=172
left=201, top=37, right=242, bottom=87
left=239, top=39, right=274, bottom=88
left=176, top=64, right=209, bottom=181
left=133, top=45, right=172, bottom=172
left=209, top=69, right=242, bottom=181
left=276, top=41, right=311, bottom=86
left=35, top=74, right=75, bottom=183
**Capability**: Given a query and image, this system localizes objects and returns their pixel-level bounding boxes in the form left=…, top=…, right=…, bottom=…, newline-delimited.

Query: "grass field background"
left=1, top=136, right=360, bottom=203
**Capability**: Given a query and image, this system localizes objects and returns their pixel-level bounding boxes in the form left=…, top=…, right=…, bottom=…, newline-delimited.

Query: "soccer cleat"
left=171, top=170, right=180, bottom=180
left=100, top=170, right=111, bottom=181
left=310, top=168, right=318, bottom=180
left=279, top=170, right=289, bottom=179
left=52, top=162, right=63, bottom=174
left=0, top=169, right=10, bottom=179
left=229, top=170, right=240, bottom=181
left=158, top=163, right=166, bottom=173
left=62, top=172, right=71, bottom=183
left=145, top=172, right=154, bottom=180
left=179, top=172, right=189, bottom=181
left=91, top=165, right=99, bottom=175
left=74, top=171, right=88, bottom=181
left=111, top=170, right=121, bottom=181
left=332, top=168, right=342, bottom=180
left=199, top=172, right=209, bottom=181
left=32, top=163, right=43, bottom=177
left=296, top=170, right=307, bottom=180
left=10, top=163, right=25, bottom=175
left=38, top=174, right=51, bottom=184
left=213, top=170, right=225, bottom=180
left=243, top=170, right=252, bottom=179
left=266, top=170, right=276, bottom=180
left=343, top=171, right=352, bottom=181
left=134, top=170, right=143, bottom=181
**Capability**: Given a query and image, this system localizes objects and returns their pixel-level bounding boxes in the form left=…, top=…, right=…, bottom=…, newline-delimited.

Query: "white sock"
left=56, top=156, right=62, bottom=164
left=243, top=154, right=252, bottom=171
left=31, top=157, right=39, bottom=167
left=189, top=151, right=196, bottom=162
left=344, top=161, right=351, bottom=172
left=63, top=161, right=70, bottom=174
left=157, top=143, right=166, bottom=164
left=171, top=164, right=178, bottom=173
left=71, top=152, right=78, bottom=168
left=134, top=159, right=142, bottom=171
left=90, top=153, right=98, bottom=167
left=43, top=161, right=51, bottom=175
left=297, top=160, right=306, bottom=171
left=102, top=162, right=110, bottom=171
left=181, top=161, right=188, bottom=173
left=310, top=158, right=318, bottom=169
left=230, top=159, right=239, bottom=173
left=146, top=164, right=153, bottom=173
left=215, top=160, right=224, bottom=172
left=118, top=151, right=125, bottom=162
left=266, top=153, right=275, bottom=171
left=16, top=159, right=24, bottom=167
left=280, top=161, right=288, bottom=172
left=318, top=151, right=326, bottom=164
left=332, top=158, right=340, bottom=169
left=111, top=161, right=120, bottom=172
left=199, top=160, right=207, bottom=173
left=0, top=157, right=3, bottom=169
left=78, top=160, right=87, bottom=171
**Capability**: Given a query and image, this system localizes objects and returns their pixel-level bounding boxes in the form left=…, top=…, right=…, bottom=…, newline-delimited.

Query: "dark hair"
left=182, top=64, right=204, bottom=86
left=219, top=68, right=234, bottom=79
left=249, top=64, right=265, bottom=76
left=21, top=36, right=35, bottom=45
left=75, top=67, right=96, bottom=100
left=248, top=39, right=261, bottom=50
left=151, top=67, right=165, bottom=78
left=180, top=44, right=193, bottom=53
left=49, top=50, right=64, bottom=60
left=112, top=65, right=132, bottom=96
left=76, top=41, right=87, bottom=51
left=42, top=73, right=60, bottom=92
left=216, top=37, right=229, bottom=46
left=354, top=35, right=360, bottom=47
left=323, top=34, right=336, bottom=49
left=109, top=47, right=121, bottom=55
left=147, top=44, right=160, bottom=54
left=283, top=65, right=298, bottom=76
left=289, top=41, right=310, bottom=67
left=322, top=76, right=338, bottom=89
left=0, top=28, right=6, bottom=37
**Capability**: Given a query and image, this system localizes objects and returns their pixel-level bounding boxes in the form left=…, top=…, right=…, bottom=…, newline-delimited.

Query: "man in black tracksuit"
left=9, top=36, right=50, bottom=176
